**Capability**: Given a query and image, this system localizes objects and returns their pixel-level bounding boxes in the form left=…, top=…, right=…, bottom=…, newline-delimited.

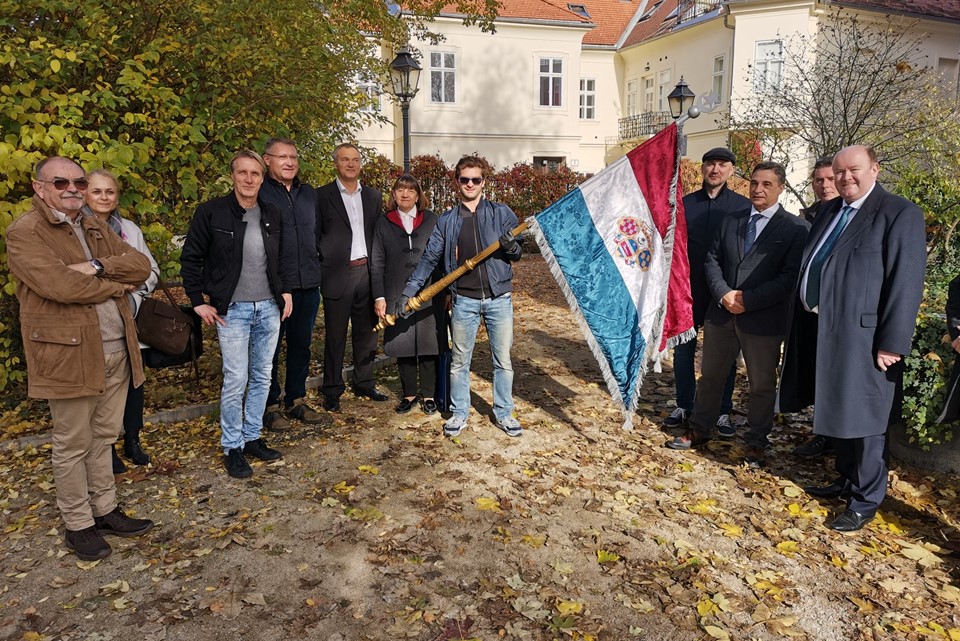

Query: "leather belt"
left=348, top=257, right=368, bottom=267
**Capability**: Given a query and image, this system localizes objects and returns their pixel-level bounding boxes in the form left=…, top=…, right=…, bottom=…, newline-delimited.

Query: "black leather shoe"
left=354, top=387, right=389, bottom=401
left=244, top=438, right=282, bottom=462
left=123, top=438, right=151, bottom=466
left=420, top=398, right=438, bottom=415
left=395, top=397, right=417, bottom=414
left=65, top=526, right=112, bottom=560
left=827, top=509, right=874, bottom=532
left=225, top=448, right=253, bottom=478
left=111, top=446, right=126, bottom=474
left=323, top=395, right=341, bottom=412
left=804, top=479, right=851, bottom=499
left=94, top=507, right=154, bottom=537
left=793, top=434, right=834, bottom=458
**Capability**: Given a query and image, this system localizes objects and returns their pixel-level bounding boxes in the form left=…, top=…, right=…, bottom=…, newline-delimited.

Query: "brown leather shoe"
left=286, top=401, right=328, bottom=425
left=666, top=430, right=711, bottom=450
left=743, top=446, right=766, bottom=469
left=264, top=405, right=292, bottom=431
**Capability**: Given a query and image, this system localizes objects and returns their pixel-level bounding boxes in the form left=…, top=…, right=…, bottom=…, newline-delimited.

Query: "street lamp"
left=389, top=45, right=422, bottom=173
left=667, top=76, right=696, bottom=120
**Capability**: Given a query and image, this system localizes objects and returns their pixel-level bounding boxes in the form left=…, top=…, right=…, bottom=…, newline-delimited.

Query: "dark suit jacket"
left=682, top=185, right=751, bottom=326
left=316, top=180, right=383, bottom=300
left=781, top=184, right=926, bottom=438
left=704, top=204, right=810, bottom=336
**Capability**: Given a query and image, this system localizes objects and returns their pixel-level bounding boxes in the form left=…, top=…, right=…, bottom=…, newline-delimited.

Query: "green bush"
left=902, top=308, right=957, bottom=448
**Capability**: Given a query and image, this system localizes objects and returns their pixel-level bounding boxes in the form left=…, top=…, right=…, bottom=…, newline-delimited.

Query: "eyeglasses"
left=37, top=177, right=89, bottom=190
left=458, top=176, right=483, bottom=185
left=264, top=153, right=299, bottom=162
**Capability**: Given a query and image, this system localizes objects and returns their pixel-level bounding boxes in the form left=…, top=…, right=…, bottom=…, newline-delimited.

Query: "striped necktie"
left=743, top=213, right=763, bottom=255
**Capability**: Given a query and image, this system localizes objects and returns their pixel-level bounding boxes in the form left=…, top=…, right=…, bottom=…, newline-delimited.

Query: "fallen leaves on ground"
left=0, top=256, right=959, bottom=640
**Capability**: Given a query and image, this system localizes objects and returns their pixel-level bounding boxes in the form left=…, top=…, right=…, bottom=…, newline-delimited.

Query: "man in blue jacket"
left=259, top=138, right=325, bottom=430
left=399, top=156, right=523, bottom=438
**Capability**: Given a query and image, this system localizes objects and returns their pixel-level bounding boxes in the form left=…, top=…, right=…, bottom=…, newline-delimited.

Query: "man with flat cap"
left=664, top=147, right=749, bottom=436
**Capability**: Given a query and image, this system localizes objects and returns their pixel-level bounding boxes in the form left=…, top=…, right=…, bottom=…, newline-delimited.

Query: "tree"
left=0, top=0, right=499, bottom=395
left=727, top=9, right=957, bottom=206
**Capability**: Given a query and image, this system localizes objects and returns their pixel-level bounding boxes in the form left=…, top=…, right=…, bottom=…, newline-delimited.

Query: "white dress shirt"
left=337, top=178, right=367, bottom=261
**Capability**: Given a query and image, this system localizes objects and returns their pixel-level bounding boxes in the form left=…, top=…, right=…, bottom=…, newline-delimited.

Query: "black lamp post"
left=667, top=76, right=696, bottom=120
left=389, top=45, right=422, bottom=173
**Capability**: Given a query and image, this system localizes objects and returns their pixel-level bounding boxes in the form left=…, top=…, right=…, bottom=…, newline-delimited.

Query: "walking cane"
left=374, top=220, right=530, bottom=332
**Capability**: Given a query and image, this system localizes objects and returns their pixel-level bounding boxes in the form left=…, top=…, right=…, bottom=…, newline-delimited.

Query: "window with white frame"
left=357, top=75, right=381, bottom=113
left=539, top=57, right=563, bottom=107
left=712, top=55, right=725, bottom=102
left=657, top=69, right=672, bottom=112
left=579, top=78, right=596, bottom=119
left=754, top=40, right=783, bottom=93
left=642, top=76, right=654, bottom=113
left=430, top=51, right=456, bottom=103
left=626, top=79, right=638, bottom=116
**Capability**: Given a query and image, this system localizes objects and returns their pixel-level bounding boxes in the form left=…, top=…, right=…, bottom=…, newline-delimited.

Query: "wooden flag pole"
left=374, top=220, right=531, bottom=332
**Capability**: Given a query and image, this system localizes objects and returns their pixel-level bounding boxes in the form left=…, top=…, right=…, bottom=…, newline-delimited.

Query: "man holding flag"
left=398, top=156, right=523, bottom=439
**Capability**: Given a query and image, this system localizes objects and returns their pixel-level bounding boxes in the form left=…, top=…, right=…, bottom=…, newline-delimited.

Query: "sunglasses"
left=458, top=176, right=483, bottom=185
left=37, top=177, right=89, bottom=191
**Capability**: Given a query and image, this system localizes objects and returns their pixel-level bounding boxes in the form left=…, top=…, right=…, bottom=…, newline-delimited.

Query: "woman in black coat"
left=938, top=275, right=960, bottom=423
left=371, top=175, right=446, bottom=414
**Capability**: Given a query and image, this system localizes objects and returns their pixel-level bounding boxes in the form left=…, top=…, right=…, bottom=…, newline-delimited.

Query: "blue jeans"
left=268, top=287, right=321, bottom=408
left=673, top=331, right=735, bottom=414
left=450, top=293, right=514, bottom=421
left=216, top=300, right=281, bottom=452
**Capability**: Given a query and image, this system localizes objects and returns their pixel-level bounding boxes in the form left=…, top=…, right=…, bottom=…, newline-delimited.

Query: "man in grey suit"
left=667, top=161, right=809, bottom=468
left=791, top=145, right=925, bottom=532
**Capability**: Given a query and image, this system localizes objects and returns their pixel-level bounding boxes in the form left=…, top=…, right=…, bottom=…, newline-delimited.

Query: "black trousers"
left=398, top=355, right=438, bottom=398
left=832, top=362, right=901, bottom=515
left=322, top=265, right=378, bottom=397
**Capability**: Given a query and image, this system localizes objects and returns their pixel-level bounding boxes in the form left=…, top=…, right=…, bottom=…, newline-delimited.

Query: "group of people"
left=5, top=136, right=932, bottom=563
left=6, top=142, right=524, bottom=560
left=662, top=144, right=927, bottom=532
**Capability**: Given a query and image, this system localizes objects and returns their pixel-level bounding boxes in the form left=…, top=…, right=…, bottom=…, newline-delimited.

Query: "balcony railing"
left=677, top=0, right=721, bottom=24
left=618, top=111, right=673, bottom=140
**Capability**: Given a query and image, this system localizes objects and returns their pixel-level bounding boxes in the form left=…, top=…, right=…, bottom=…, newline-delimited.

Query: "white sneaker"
left=496, top=415, right=522, bottom=437
left=444, top=415, right=467, bottom=437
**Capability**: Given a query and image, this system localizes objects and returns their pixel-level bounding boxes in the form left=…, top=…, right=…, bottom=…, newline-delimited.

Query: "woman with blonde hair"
left=83, top=169, right=159, bottom=472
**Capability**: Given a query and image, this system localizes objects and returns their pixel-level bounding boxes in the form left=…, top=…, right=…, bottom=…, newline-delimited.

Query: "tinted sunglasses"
left=458, top=176, right=483, bottom=185
left=38, top=177, right=89, bottom=190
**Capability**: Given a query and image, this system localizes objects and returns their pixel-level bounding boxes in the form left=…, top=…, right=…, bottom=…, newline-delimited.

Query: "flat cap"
left=702, top=147, right=736, bottom=163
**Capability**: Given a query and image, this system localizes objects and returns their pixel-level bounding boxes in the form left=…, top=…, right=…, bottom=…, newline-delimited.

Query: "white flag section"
left=528, top=124, right=693, bottom=429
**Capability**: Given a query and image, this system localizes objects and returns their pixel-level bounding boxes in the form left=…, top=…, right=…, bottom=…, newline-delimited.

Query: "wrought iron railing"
left=618, top=111, right=673, bottom=140
left=677, top=0, right=721, bottom=23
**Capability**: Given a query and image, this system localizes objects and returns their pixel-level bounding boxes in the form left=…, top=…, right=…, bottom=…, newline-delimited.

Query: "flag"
left=528, top=123, right=693, bottom=428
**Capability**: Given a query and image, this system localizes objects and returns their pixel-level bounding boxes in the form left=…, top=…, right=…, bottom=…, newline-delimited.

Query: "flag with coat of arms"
left=528, top=123, right=694, bottom=428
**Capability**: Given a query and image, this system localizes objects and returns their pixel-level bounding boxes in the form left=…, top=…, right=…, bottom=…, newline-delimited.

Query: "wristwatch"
left=90, top=259, right=104, bottom=277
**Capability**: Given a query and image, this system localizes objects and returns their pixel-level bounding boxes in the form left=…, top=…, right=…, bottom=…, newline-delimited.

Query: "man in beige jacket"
left=6, top=156, right=155, bottom=560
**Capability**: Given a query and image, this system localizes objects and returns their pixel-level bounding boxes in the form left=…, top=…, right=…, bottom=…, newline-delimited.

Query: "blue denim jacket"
left=402, top=198, right=521, bottom=300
